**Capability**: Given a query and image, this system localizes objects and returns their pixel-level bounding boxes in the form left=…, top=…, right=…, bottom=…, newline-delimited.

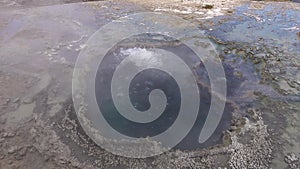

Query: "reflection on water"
left=95, top=34, right=237, bottom=150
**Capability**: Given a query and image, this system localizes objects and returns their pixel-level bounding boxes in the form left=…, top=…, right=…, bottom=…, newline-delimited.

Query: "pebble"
left=269, top=68, right=281, bottom=74
left=22, top=97, right=33, bottom=104
left=202, top=4, right=214, bottom=9
left=231, top=49, right=237, bottom=54
left=12, top=98, right=20, bottom=103
left=8, top=146, right=19, bottom=154
left=254, top=53, right=266, bottom=59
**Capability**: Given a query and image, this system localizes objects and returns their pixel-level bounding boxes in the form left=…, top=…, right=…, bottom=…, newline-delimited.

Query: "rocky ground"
left=0, top=0, right=299, bottom=168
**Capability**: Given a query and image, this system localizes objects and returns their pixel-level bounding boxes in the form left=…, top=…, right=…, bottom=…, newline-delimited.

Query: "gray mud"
left=0, top=0, right=299, bottom=169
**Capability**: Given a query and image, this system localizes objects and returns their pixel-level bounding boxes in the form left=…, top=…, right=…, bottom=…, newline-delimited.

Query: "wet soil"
left=0, top=0, right=299, bottom=169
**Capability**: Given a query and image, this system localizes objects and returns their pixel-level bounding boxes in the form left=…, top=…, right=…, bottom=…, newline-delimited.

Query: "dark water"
left=94, top=34, right=239, bottom=150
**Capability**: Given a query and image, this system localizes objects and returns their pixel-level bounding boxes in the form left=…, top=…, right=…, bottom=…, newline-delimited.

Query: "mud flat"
left=0, top=0, right=299, bottom=168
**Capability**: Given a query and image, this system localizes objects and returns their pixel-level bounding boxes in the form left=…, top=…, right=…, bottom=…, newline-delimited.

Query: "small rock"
left=287, top=80, right=297, bottom=88
left=18, top=147, right=27, bottom=157
left=237, top=50, right=246, bottom=56
left=254, top=53, right=266, bottom=59
left=12, top=98, right=20, bottom=103
left=224, top=49, right=231, bottom=54
left=202, top=4, right=214, bottom=9
left=269, top=68, right=281, bottom=74
left=284, top=153, right=299, bottom=164
left=297, top=32, right=300, bottom=37
left=234, top=71, right=243, bottom=78
left=113, top=6, right=120, bottom=10
left=22, top=97, right=33, bottom=104
left=8, top=146, right=19, bottom=154
left=59, top=158, right=66, bottom=164
left=246, top=48, right=254, bottom=54
left=232, top=49, right=237, bottom=54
